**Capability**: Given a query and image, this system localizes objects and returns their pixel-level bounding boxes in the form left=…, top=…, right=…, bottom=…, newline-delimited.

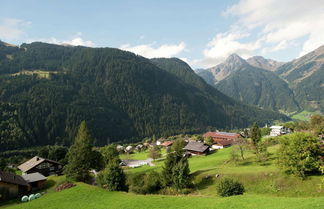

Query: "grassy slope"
left=4, top=183, right=324, bottom=209
left=3, top=145, right=324, bottom=209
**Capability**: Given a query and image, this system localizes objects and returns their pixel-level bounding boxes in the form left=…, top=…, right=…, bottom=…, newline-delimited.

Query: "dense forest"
left=0, top=41, right=289, bottom=151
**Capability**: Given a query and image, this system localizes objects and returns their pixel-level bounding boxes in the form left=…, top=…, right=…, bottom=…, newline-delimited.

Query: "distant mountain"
left=0, top=42, right=289, bottom=151
left=197, top=54, right=300, bottom=113
left=247, top=56, right=284, bottom=71
left=276, top=45, right=324, bottom=112
left=204, top=54, right=248, bottom=84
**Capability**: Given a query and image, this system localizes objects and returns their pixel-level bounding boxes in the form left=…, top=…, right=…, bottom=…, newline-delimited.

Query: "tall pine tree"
left=64, top=121, right=94, bottom=182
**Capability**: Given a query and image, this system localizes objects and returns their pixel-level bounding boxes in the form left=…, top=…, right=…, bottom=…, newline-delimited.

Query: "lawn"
left=3, top=183, right=324, bottom=209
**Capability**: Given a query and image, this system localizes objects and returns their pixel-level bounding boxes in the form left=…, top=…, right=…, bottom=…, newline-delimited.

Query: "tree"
left=278, top=132, right=321, bottom=178
left=217, top=178, right=245, bottom=197
left=64, top=121, right=94, bottom=182
left=250, top=123, right=261, bottom=146
left=204, top=136, right=214, bottom=146
left=148, top=146, right=161, bottom=160
left=100, top=144, right=119, bottom=164
left=97, top=158, right=126, bottom=191
left=162, top=152, right=178, bottom=186
left=162, top=151, right=192, bottom=190
left=0, top=158, right=6, bottom=170
left=310, top=114, right=324, bottom=135
left=172, top=157, right=191, bottom=190
left=171, top=138, right=185, bottom=157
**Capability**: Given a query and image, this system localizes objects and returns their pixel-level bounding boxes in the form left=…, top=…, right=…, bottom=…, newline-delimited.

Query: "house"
left=18, top=156, right=62, bottom=177
left=120, top=159, right=153, bottom=168
left=161, top=141, right=173, bottom=147
left=183, top=141, right=209, bottom=155
left=211, top=139, right=233, bottom=149
left=203, top=131, right=241, bottom=141
left=0, top=171, right=29, bottom=201
left=22, top=172, right=47, bottom=191
left=270, top=126, right=291, bottom=137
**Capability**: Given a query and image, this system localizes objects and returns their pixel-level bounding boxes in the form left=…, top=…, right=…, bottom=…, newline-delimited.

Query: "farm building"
left=211, top=139, right=233, bottom=149
left=184, top=141, right=209, bottom=155
left=0, top=171, right=29, bottom=201
left=269, top=126, right=292, bottom=137
left=203, top=131, right=241, bottom=141
left=18, top=156, right=62, bottom=176
left=22, top=172, right=47, bottom=191
left=161, top=141, right=173, bottom=147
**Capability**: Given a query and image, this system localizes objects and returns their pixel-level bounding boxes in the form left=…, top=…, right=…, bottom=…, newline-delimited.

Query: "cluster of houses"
left=0, top=156, right=62, bottom=201
left=182, top=132, right=241, bottom=155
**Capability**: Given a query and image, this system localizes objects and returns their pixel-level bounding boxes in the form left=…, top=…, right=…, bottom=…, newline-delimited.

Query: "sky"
left=1, top=0, right=324, bottom=68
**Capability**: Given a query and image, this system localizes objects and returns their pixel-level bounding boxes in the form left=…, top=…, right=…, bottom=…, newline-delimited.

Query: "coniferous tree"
left=97, top=158, right=126, bottom=191
left=100, top=144, right=119, bottom=164
left=64, top=121, right=94, bottom=182
left=172, top=156, right=191, bottom=190
left=250, top=122, right=261, bottom=146
left=148, top=145, right=161, bottom=160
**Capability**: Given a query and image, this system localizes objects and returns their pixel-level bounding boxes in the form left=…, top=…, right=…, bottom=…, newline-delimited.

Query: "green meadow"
left=3, top=145, right=323, bottom=209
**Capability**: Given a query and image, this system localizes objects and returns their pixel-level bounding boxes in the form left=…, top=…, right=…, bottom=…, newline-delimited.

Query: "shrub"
left=217, top=178, right=245, bottom=197
left=128, top=171, right=162, bottom=194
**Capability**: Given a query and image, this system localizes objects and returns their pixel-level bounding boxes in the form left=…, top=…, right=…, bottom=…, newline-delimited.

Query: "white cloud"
left=0, top=18, right=31, bottom=41
left=28, top=33, right=94, bottom=47
left=120, top=42, right=186, bottom=58
left=224, top=0, right=324, bottom=57
left=197, top=31, right=260, bottom=68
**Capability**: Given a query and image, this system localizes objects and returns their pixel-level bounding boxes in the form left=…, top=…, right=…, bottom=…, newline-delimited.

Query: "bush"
left=128, top=171, right=162, bottom=194
left=217, top=178, right=245, bottom=197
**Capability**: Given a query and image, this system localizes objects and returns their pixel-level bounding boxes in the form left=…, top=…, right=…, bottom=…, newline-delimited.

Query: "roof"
left=0, top=171, right=28, bottom=186
left=203, top=132, right=240, bottom=139
left=161, top=141, right=173, bottom=147
left=18, top=156, right=61, bottom=172
left=184, top=141, right=209, bottom=153
left=22, top=172, right=47, bottom=183
left=270, top=126, right=283, bottom=129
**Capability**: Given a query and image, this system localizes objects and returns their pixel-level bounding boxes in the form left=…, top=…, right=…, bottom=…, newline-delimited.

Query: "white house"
left=270, top=126, right=291, bottom=137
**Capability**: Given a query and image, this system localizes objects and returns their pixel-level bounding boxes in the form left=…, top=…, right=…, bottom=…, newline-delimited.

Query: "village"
left=1, top=123, right=313, bottom=203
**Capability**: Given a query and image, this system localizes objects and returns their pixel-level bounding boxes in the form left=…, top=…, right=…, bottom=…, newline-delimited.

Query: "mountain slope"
left=0, top=42, right=289, bottom=151
left=275, top=45, right=324, bottom=112
left=197, top=54, right=299, bottom=112
left=247, top=56, right=284, bottom=71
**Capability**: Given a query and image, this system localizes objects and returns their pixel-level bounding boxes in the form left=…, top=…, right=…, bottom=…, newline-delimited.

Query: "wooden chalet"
left=18, top=156, right=62, bottom=177
left=0, top=171, right=29, bottom=201
left=184, top=141, right=209, bottom=155
left=22, top=172, right=47, bottom=191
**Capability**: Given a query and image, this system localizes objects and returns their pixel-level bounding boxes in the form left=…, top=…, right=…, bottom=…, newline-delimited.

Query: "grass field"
left=11, top=70, right=59, bottom=79
left=2, top=144, right=323, bottom=209
left=3, top=183, right=324, bottom=209
left=291, top=110, right=317, bottom=121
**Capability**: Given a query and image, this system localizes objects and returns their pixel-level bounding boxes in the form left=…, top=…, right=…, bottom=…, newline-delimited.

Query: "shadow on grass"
left=191, top=168, right=217, bottom=178
left=195, top=175, right=215, bottom=190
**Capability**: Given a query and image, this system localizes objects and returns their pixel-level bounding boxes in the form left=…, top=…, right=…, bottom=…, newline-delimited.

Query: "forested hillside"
left=0, top=42, right=288, bottom=151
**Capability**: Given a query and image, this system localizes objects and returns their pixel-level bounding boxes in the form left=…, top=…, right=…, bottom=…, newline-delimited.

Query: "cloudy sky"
left=1, top=0, right=324, bottom=68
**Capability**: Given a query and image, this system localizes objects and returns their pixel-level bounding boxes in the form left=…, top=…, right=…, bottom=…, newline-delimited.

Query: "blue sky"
left=1, top=0, right=324, bottom=68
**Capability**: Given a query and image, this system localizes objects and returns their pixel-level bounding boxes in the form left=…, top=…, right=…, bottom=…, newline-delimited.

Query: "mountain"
left=247, top=56, right=284, bottom=71
left=203, top=54, right=248, bottom=85
left=197, top=54, right=300, bottom=113
left=0, top=42, right=289, bottom=151
left=275, top=45, right=324, bottom=112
